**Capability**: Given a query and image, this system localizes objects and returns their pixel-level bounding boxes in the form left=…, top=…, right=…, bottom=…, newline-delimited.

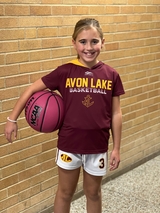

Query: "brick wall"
left=0, top=1, right=160, bottom=212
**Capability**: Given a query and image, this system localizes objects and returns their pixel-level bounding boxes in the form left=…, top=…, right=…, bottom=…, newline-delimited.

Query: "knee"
left=57, top=188, right=74, bottom=202
left=84, top=188, right=101, bottom=201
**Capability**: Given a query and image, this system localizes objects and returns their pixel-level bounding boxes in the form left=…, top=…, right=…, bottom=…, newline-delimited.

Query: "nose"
left=86, top=42, right=93, bottom=50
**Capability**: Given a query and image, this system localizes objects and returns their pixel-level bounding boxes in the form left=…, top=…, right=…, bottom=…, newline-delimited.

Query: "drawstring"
left=82, top=154, right=86, bottom=168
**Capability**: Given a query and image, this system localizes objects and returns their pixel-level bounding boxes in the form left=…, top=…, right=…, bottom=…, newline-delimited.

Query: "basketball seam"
left=40, top=93, right=53, bottom=132
left=51, top=93, right=61, bottom=132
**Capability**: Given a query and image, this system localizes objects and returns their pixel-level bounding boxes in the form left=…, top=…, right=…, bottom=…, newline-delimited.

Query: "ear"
left=101, top=38, right=105, bottom=48
left=72, top=39, right=76, bottom=49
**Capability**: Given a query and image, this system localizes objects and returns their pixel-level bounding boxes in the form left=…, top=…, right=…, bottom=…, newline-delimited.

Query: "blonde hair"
left=72, top=18, right=103, bottom=41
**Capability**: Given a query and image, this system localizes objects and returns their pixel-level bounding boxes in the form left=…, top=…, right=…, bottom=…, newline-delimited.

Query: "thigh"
left=57, top=166, right=81, bottom=194
left=83, top=170, right=103, bottom=195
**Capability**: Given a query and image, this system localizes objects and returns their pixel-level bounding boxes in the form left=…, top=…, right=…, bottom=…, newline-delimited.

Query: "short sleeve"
left=112, top=73, right=125, bottom=96
left=41, top=68, right=60, bottom=91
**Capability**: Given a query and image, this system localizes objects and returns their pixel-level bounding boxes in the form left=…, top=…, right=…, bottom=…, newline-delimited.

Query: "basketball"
left=25, top=90, right=64, bottom=133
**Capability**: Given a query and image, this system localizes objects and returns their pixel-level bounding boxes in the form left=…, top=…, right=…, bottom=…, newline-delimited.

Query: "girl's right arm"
left=4, top=79, right=47, bottom=143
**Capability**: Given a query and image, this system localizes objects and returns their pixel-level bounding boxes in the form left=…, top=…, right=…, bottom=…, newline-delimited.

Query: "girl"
left=5, top=18, right=125, bottom=213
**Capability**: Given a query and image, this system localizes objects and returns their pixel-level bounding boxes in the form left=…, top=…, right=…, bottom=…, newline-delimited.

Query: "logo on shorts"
left=61, top=154, right=72, bottom=162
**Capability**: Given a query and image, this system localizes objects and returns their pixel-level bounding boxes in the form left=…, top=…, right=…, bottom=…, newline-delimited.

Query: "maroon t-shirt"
left=42, top=60, right=125, bottom=154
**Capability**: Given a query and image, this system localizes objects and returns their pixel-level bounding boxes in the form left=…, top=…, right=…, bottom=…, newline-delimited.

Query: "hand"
left=109, top=149, right=120, bottom=171
left=4, top=121, right=18, bottom=143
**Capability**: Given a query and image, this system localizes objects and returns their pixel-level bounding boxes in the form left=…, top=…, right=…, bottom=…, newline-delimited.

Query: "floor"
left=70, top=155, right=160, bottom=213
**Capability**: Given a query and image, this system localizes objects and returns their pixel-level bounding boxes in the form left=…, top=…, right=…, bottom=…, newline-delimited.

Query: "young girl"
left=5, top=18, right=125, bottom=213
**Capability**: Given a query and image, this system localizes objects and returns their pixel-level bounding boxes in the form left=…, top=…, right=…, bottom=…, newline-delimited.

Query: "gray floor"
left=70, top=155, right=160, bottom=213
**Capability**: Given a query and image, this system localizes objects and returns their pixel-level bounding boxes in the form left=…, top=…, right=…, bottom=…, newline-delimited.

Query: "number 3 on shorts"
left=99, top=158, right=105, bottom=169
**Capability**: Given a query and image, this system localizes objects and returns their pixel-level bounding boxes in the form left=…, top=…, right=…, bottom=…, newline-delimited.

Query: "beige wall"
left=0, top=1, right=160, bottom=212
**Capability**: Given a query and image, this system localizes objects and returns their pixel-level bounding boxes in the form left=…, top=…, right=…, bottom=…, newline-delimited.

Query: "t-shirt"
left=41, top=59, right=125, bottom=154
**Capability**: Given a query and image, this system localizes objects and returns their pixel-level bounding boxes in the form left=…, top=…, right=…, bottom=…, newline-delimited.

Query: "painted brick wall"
left=0, top=1, right=160, bottom=212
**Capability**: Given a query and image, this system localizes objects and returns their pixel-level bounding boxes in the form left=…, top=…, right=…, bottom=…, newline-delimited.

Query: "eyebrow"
left=78, top=38, right=100, bottom=41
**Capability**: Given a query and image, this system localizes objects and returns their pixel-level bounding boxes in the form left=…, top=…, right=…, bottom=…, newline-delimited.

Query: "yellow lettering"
left=91, top=78, right=95, bottom=88
left=96, top=79, right=101, bottom=88
left=70, top=78, right=76, bottom=87
left=66, top=78, right=112, bottom=90
left=66, top=78, right=88, bottom=88
left=107, top=80, right=112, bottom=90
left=82, top=78, right=88, bottom=87
left=76, top=78, right=82, bottom=87
left=65, top=78, right=71, bottom=88
left=102, top=80, right=107, bottom=89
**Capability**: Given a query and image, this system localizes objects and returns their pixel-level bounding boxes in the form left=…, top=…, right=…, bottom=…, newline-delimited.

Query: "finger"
left=14, top=131, right=17, bottom=140
left=5, top=132, right=13, bottom=143
left=5, top=134, right=11, bottom=143
left=110, top=159, right=120, bottom=171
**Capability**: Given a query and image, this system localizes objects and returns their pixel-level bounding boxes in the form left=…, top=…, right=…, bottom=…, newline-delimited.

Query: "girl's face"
left=72, top=27, right=105, bottom=68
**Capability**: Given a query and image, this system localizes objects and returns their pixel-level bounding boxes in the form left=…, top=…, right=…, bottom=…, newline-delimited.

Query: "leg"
left=54, top=166, right=81, bottom=213
left=83, top=170, right=103, bottom=213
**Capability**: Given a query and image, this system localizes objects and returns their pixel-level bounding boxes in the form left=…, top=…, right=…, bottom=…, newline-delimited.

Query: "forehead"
left=76, top=27, right=101, bottom=39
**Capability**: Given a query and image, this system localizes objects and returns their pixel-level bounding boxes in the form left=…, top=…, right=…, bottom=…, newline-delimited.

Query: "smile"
left=84, top=52, right=95, bottom=56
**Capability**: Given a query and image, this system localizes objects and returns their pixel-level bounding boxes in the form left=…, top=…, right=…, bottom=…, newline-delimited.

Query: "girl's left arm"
left=110, top=96, right=122, bottom=171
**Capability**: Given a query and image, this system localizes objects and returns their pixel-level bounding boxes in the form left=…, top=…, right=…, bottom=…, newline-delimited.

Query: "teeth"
left=85, top=52, right=94, bottom=55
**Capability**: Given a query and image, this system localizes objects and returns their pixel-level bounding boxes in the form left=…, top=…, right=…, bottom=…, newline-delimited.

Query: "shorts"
left=55, top=149, right=108, bottom=176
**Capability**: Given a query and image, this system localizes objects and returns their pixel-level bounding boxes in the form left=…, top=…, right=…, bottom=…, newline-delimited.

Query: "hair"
left=72, top=18, right=103, bottom=41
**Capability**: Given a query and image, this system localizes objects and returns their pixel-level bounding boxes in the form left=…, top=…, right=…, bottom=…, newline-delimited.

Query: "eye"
left=79, top=39, right=86, bottom=44
left=92, top=39, right=99, bottom=44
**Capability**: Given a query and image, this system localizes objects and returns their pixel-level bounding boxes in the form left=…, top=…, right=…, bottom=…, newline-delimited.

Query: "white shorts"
left=55, top=149, right=108, bottom=176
